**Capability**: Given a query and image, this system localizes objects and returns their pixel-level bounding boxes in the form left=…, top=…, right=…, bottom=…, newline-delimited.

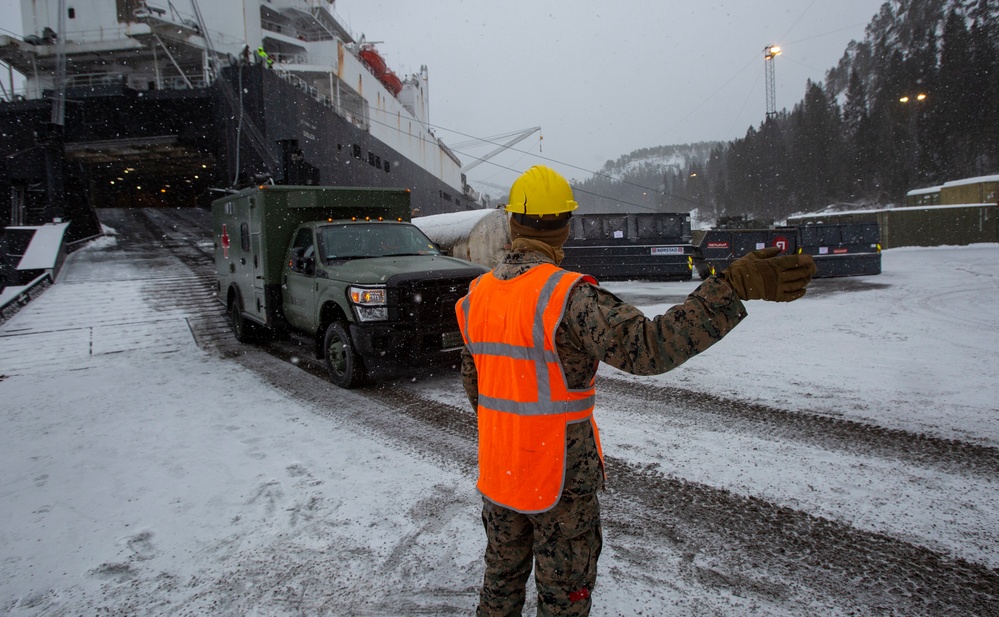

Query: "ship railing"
left=261, top=18, right=335, bottom=45
left=0, top=84, right=30, bottom=103
left=272, top=67, right=369, bottom=131
left=261, top=0, right=353, bottom=41
left=59, top=72, right=207, bottom=92
left=270, top=52, right=310, bottom=65
left=51, top=25, right=135, bottom=44
left=260, top=18, right=290, bottom=37
left=159, top=75, right=210, bottom=90
left=64, top=73, right=126, bottom=89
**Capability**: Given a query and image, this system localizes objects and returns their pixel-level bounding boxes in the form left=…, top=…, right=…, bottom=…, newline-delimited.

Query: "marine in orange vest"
left=457, top=165, right=815, bottom=616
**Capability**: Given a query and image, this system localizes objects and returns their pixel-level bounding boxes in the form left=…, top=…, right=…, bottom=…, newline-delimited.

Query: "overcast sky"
left=1, top=0, right=887, bottom=192
left=332, top=0, right=887, bottom=192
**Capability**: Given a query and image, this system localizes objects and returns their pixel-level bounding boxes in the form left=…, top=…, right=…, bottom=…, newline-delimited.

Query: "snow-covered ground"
left=1, top=238, right=997, bottom=615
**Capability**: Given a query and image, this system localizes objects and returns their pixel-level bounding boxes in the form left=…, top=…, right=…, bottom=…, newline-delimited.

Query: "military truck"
left=212, top=185, right=487, bottom=388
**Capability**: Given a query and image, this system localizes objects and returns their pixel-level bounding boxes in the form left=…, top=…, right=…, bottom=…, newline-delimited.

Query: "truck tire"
left=323, top=322, right=366, bottom=388
left=230, top=301, right=256, bottom=343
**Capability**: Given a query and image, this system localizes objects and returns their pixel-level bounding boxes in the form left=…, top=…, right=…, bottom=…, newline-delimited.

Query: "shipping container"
left=799, top=222, right=881, bottom=278
left=691, top=228, right=799, bottom=279
left=561, top=212, right=694, bottom=281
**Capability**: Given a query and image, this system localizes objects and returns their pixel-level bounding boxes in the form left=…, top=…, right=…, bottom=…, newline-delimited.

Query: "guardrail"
left=0, top=231, right=101, bottom=325
left=0, top=272, right=52, bottom=326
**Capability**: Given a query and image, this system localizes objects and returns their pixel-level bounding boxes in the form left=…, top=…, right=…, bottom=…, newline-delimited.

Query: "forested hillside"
left=575, top=0, right=999, bottom=223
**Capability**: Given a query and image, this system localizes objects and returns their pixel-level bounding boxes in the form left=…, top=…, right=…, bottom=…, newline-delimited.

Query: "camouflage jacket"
left=461, top=249, right=747, bottom=497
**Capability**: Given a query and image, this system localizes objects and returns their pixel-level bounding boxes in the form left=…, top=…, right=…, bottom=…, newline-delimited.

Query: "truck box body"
left=212, top=185, right=486, bottom=387
left=799, top=222, right=882, bottom=278
left=561, top=213, right=694, bottom=281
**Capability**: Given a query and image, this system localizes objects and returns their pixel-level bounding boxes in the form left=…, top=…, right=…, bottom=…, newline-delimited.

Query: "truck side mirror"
left=288, top=247, right=314, bottom=274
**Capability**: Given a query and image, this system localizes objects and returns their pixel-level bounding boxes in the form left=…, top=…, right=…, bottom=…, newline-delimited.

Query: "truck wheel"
left=230, top=301, right=255, bottom=343
left=323, top=322, right=366, bottom=388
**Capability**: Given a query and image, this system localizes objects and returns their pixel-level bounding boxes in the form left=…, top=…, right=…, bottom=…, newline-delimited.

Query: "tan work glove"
left=721, top=247, right=817, bottom=302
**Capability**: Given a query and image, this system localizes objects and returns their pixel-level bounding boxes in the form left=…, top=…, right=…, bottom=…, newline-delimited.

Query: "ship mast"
left=43, top=0, right=69, bottom=222
left=50, top=0, right=67, bottom=126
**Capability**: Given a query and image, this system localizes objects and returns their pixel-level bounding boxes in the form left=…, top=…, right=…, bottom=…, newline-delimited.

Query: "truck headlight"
left=349, top=286, right=388, bottom=321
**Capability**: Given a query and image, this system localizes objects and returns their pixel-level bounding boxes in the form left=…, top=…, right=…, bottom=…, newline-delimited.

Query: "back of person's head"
left=505, top=165, right=577, bottom=248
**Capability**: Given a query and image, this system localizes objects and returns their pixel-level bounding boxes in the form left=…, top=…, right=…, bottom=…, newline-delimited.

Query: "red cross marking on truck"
left=221, top=224, right=231, bottom=258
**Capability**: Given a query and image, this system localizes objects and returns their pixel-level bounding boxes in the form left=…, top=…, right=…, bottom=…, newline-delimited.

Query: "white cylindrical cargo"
left=413, top=209, right=510, bottom=269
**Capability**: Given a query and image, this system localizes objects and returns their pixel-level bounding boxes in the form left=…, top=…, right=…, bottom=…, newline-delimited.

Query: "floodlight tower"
left=764, top=45, right=782, bottom=120
left=763, top=45, right=782, bottom=220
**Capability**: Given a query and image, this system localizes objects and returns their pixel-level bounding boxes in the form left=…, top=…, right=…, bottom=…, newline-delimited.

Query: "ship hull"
left=0, top=63, right=469, bottom=241
left=215, top=64, right=470, bottom=216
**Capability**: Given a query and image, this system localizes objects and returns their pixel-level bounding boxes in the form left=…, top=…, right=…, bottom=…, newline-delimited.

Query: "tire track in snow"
left=138, top=207, right=999, bottom=614
left=599, top=376, right=999, bottom=477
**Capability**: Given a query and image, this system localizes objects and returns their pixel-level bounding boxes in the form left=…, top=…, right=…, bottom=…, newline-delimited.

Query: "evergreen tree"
left=842, top=68, right=871, bottom=199
left=969, top=0, right=999, bottom=171
left=932, top=7, right=976, bottom=178
left=785, top=82, right=846, bottom=215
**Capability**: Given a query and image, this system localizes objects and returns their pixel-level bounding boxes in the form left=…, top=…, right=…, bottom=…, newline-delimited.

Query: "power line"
left=646, top=52, right=761, bottom=149
left=428, top=120, right=707, bottom=211
left=780, top=0, right=820, bottom=43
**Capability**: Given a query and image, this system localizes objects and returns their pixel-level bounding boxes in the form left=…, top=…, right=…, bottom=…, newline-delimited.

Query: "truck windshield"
left=317, top=223, right=442, bottom=262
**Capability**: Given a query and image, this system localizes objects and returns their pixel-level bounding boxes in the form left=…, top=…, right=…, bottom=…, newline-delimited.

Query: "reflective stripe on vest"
left=456, top=263, right=601, bottom=513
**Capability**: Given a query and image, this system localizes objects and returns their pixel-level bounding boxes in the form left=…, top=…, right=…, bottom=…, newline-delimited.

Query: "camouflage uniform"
left=463, top=249, right=747, bottom=616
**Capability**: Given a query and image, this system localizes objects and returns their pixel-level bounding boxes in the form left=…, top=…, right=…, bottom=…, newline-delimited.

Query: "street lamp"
left=899, top=93, right=928, bottom=181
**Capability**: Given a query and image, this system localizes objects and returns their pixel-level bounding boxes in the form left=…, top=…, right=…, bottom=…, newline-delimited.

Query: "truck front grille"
left=388, top=276, right=473, bottom=328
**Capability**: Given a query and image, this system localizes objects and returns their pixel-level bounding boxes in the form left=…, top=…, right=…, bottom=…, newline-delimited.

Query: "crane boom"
left=460, top=126, right=541, bottom=173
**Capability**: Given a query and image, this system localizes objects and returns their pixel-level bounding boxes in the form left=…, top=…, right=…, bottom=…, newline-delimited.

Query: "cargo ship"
left=0, top=0, right=474, bottom=254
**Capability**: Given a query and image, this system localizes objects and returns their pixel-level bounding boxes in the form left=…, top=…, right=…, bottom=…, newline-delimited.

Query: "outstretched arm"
left=561, top=276, right=748, bottom=376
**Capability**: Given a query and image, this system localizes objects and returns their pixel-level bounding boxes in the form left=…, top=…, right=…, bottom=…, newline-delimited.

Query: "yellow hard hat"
left=506, top=165, right=578, bottom=216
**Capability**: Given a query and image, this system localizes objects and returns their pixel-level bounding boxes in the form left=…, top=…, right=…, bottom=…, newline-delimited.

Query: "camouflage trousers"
left=476, top=492, right=602, bottom=617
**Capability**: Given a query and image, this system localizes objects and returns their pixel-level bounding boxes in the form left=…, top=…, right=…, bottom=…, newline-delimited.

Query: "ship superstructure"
left=0, top=0, right=471, bottom=241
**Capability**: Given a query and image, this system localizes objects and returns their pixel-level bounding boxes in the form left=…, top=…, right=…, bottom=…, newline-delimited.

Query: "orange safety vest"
left=456, top=263, right=604, bottom=513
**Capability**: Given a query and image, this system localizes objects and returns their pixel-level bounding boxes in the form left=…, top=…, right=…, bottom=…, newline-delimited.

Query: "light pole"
left=764, top=45, right=782, bottom=120
left=763, top=45, right=782, bottom=219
